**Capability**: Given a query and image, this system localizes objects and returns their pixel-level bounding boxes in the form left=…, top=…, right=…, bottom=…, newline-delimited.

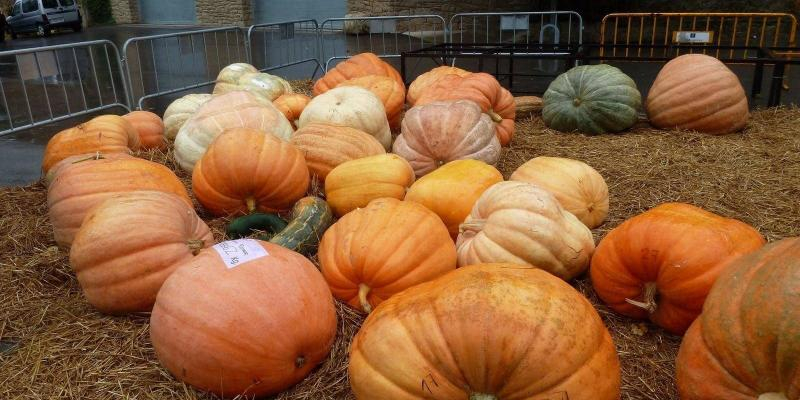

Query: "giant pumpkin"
left=44, top=152, right=134, bottom=187
left=319, top=198, right=456, bottom=313
left=150, top=240, right=337, bottom=398
left=163, top=93, right=213, bottom=140
left=337, top=74, right=405, bottom=129
left=192, top=128, right=309, bottom=216
left=647, top=54, right=749, bottom=134
left=289, top=123, right=385, bottom=180
left=324, top=154, right=414, bottom=217
left=406, top=65, right=471, bottom=105
left=123, top=110, right=166, bottom=149
left=214, top=71, right=293, bottom=103
left=590, top=203, right=765, bottom=334
left=349, top=263, right=621, bottom=400
left=676, top=237, right=800, bottom=400
left=312, top=52, right=404, bottom=96
left=70, top=191, right=213, bottom=314
left=42, top=114, right=140, bottom=173
left=393, top=100, right=501, bottom=177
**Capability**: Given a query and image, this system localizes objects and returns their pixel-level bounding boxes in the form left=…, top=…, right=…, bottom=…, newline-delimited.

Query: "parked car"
left=6, top=0, right=82, bottom=38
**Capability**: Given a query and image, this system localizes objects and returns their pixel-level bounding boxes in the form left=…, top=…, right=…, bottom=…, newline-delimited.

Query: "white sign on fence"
left=672, top=31, right=714, bottom=44
left=501, top=15, right=530, bottom=31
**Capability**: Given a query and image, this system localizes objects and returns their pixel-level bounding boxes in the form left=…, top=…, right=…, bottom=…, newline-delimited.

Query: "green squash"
left=542, top=64, right=642, bottom=134
left=226, top=213, right=288, bottom=239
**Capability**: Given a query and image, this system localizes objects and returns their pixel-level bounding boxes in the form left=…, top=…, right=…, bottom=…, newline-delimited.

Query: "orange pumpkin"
left=273, top=93, right=311, bottom=128
left=312, top=52, right=404, bottom=96
left=289, top=123, right=385, bottom=180
left=150, top=240, right=337, bottom=398
left=590, top=203, right=765, bottom=334
left=70, top=191, right=213, bottom=314
left=47, top=157, right=191, bottom=248
left=41, top=114, right=140, bottom=173
left=415, top=73, right=515, bottom=146
left=122, top=110, right=166, bottom=149
left=192, top=128, right=309, bottom=216
left=406, top=65, right=471, bottom=105
left=44, top=152, right=134, bottom=187
left=349, top=264, right=621, bottom=399
left=319, top=198, right=456, bottom=313
left=324, top=154, right=414, bottom=217
left=337, top=75, right=405, bottom=129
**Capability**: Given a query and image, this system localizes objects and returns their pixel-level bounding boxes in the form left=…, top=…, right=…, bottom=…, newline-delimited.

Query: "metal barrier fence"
left=247, top=19, right=323, bottom=80
left=121, top=26, right=249, bottom=109
left=0, top=40, right=129, bottom=137
left=449, top=11, right=583, bottom=45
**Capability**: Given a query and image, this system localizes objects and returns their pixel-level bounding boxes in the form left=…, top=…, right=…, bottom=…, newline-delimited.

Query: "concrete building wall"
left=196, top=0, right=250, bottom=26
left=109, top=0, right=139, bottom=24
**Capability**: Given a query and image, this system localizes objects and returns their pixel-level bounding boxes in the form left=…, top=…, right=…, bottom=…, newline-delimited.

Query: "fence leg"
left=767, top=62, right=786, bottom=107
left=401, top=54, right=407, bottom=87
left=751, top=60, right=763, bottom=99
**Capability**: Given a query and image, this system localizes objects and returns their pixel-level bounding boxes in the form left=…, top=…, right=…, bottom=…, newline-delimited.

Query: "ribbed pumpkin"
left=510, top=156, right=609, bottom=228
left=676, top=238, right=800, bottom=400
left=214, top=71, right=293, bottom=103
left=406, top=65, right=471, bottom=105
left=44, top=152, right=134, bottom=187
left=298, top=86, right=391, bottom=149
left=122, top=111, right=166, bottom=149
left=647, top=54, right=749, bottom=134
left=405, top=160, right=503, bottom=239
left=543, top=64, right=642, bottom=134
left=273, top=93, right=311, bottom=128
left=415, top=73, right=515, bottom=146
left=192, top=128, right=309, bottom=216
left=47, top=157, right=190, bottom=248
left=393, top=100, right=501, bottom=177
left=70, top=191, right=213, bottom=314
left=349, top=264, right=621, bottom=400
left=289, top=123, right=385, bottom=180
left=590, top=203, right=765, bottom=334
left=456, top=181, right=595, bottom=281
left=312, top=52, right=403, bottom=96
left=337, top=75, right=405, bottom=129
left=174, top=91, right=293, bottom=172
left=163, top=93, right=213, bottom=140
left=212, top=63, right=258, bottom=92
left=324, top=154, right=414, bottom=217
left=42, top=114, right=140, bottom=173
left=150, top=240, right=337, bottom=398
left=319, top=198, right=456, bottom=313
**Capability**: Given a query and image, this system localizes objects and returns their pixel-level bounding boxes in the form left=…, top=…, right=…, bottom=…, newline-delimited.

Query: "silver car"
left=6, top=0, right=82, bottom=38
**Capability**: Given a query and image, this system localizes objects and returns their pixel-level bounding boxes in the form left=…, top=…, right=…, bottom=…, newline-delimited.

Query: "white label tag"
left=672, top=31, right=713, bottom=44
left=212, top=239, right=268, bottom=269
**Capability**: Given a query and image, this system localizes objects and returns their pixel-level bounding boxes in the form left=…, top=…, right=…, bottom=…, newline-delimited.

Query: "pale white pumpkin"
left=298, top=86, right=391, bottom=149
left=174, top=91, right=293, bottom=173
left=213, top=63, right=258, bottom=93
left=456, top=181, right=595, bottom=281
left=163, top=93, right=213, bottom=140
left=214, top=71, right=293, bottom=103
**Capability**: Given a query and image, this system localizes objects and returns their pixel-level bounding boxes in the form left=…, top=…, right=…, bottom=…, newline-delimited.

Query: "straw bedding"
left=1, top=102, right=799, bottom=400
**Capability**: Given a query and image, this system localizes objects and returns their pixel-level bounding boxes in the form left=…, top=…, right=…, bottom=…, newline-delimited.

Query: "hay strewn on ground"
left=1, top=106, right=799, bottom=400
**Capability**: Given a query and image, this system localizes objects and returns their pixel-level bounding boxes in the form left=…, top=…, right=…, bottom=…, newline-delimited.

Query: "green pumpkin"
left=542, top=64, right=641, bottom=134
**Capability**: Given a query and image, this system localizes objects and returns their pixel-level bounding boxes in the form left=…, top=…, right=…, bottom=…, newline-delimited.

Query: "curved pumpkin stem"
left=245, top=197, right=257, bottom=213
left=459, top=219, right=487, bottom=235
left=470, top=393, right=498, bottom=400
left=487, top=109, right=503, bottom=123
left=186, top=239, right=205, bottom=256
left=358, top=284, right=373, bottom=313
left=625, top=282, right=659, bottom=314
left=758, top=393, right=788, bottom=400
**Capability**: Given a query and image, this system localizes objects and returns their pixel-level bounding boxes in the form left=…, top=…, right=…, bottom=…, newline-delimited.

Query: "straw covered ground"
left=1, top=101, right=799, bottom=399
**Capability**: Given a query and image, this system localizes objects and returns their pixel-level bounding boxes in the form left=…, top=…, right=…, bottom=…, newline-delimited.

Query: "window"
left=21, top=0, right=37, bottom=13
left=59, top=0, right=74, bottom=5
left=11, top=3, right=22, bottom=16
left=42, top=0, right=58, bottom=8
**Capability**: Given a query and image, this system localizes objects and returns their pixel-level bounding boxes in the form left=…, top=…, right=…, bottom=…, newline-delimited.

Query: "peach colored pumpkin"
left=123, top=110, right=166, bottom=149
left=41, top=114, right=140, bottom=173
left=298, top=86, right=391, bottom=149
left=289, top=123, right=385, bottom=180
left=273, top=93, right=311, bottom=128
left=163, top=93, right=213, bottom=140
left=44, top=152, right=134, bottom=187
left=406, top=65, right=471, bottom=105
left=312, top=52, right=404, bottom=96
left=337, top=75, right=405, bottom=129
left=324, top=154, right=414, bottom=217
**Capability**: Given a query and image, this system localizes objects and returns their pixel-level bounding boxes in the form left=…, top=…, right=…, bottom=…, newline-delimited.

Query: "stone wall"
left=109, top=0, right=139, bottom=24
left=347, top=0, right=538, bottom=20
left=196, top=0, right=251, bottom=26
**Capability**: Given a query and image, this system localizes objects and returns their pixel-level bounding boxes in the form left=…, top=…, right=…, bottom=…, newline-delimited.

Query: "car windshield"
left=42, top=0, right=58, bottom=8
left=59, top=0, right=74, bottom=5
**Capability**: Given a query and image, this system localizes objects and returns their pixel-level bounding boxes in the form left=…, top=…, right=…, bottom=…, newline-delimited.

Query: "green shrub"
left=84, top=0, right=114, bottom=25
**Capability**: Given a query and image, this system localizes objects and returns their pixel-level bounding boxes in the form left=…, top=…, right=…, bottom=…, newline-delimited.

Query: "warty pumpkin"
left=510, top=156, right=609, bottom=228
left=456, top=181, right=595, bottom=281
left=289, top=123, right=385, bottom=180
left=542, top=64, right=642, bottom=134
left=647, top=53, right=749, bottom=134
left=41, top=114, right=140, bottom=173
left=405, top=159, right=503, bottom=239
left=676, top=237, right=800, bottom=400
left=324, top=153, right=414, bottom=217
left=406, top=65, right=471, bottom=105
left=70, top=191, right=213, bottom=314
left=174, top=91, right=294, bottom=173
left=415, top=73, right=515, bottom=146
left=150, top=239, right=337, bottom=398
left=337, top=74, right=405, bottom=129
left=122, top=110, right=166, bottom=149
left=163, top=93, right=213, bottom=140
left=214, top=71, right=293, bottom=103
left=349, top=263, right=621, bottom=400
left=319, top=197, right=456, bottom=313
left=47, top=156, right=191, bottom=248
left=192, top=127, right=309, bottom=216
left=273, top=93, right=311, bottom=128
left=298, top=86, right=392, bottom=149
left=590, top=202, right=765, bottom=334
left=312, top=52, right=404, bottom=96
left=393, top=100, right=501, bottom=177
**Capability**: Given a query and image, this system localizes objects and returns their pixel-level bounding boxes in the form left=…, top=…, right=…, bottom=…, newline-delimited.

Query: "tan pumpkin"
left=406, top=65, right=471, bottom=105
left=273, top=93, right=311, bottom=128
left=214, top=71, right=293, bottom=103
left=312, top=52, right=404, bottom=96
left=122, top=110, right=166, bottom=149
left=192, top=128, right=309, bottom=216
left=514, top=95, right=543, bottom=114
left=456, top=181, right=595, bottom=281
left=174, top=91, right=294, bottom=173
left=70, top=191, right=213, bottom=314
left=298, top=86, right=391, bottom=149
left=393, top=100, right=501, bottom=177
left=647, top=54, right=749, bottom=134
left=47, top=157, right=191, bottom=248
left=163, top=93, right=213, bottom=140
left=319, top=197, right=456, bottom=313
left=510, top=156, right=610, bottom=228
left=41, top=114, right=140, bottom=174
left=324, top=154, right=414, bottom=217
left=337, top=75, right=405, bottom=129
left=289, top=123, right=385, bottom=180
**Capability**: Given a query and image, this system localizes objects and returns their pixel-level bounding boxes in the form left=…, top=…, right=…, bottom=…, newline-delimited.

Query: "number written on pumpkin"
left=213, top=239, right=269, bottom=269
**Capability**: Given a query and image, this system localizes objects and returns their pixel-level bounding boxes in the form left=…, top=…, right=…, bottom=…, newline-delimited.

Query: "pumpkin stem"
left=186, top=239, right=205, bottom=256
left=295, top=356, right=306, bottom=369
left=245, top=197, right=257, bottom=213
left=470, top=393, right=498, bottom=400
left=758, top=393, right=788, bottom=400
left=487, top=109, right=503, bottom=123
left=459, top=219, right=487, bottom=235
left=70, top=152, right=105, bottom=164
left=625, top=282, right=659, bottom=314
left=573, top=98, right=582, bottom=107
left=358, top=284, right=373, bottom=313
